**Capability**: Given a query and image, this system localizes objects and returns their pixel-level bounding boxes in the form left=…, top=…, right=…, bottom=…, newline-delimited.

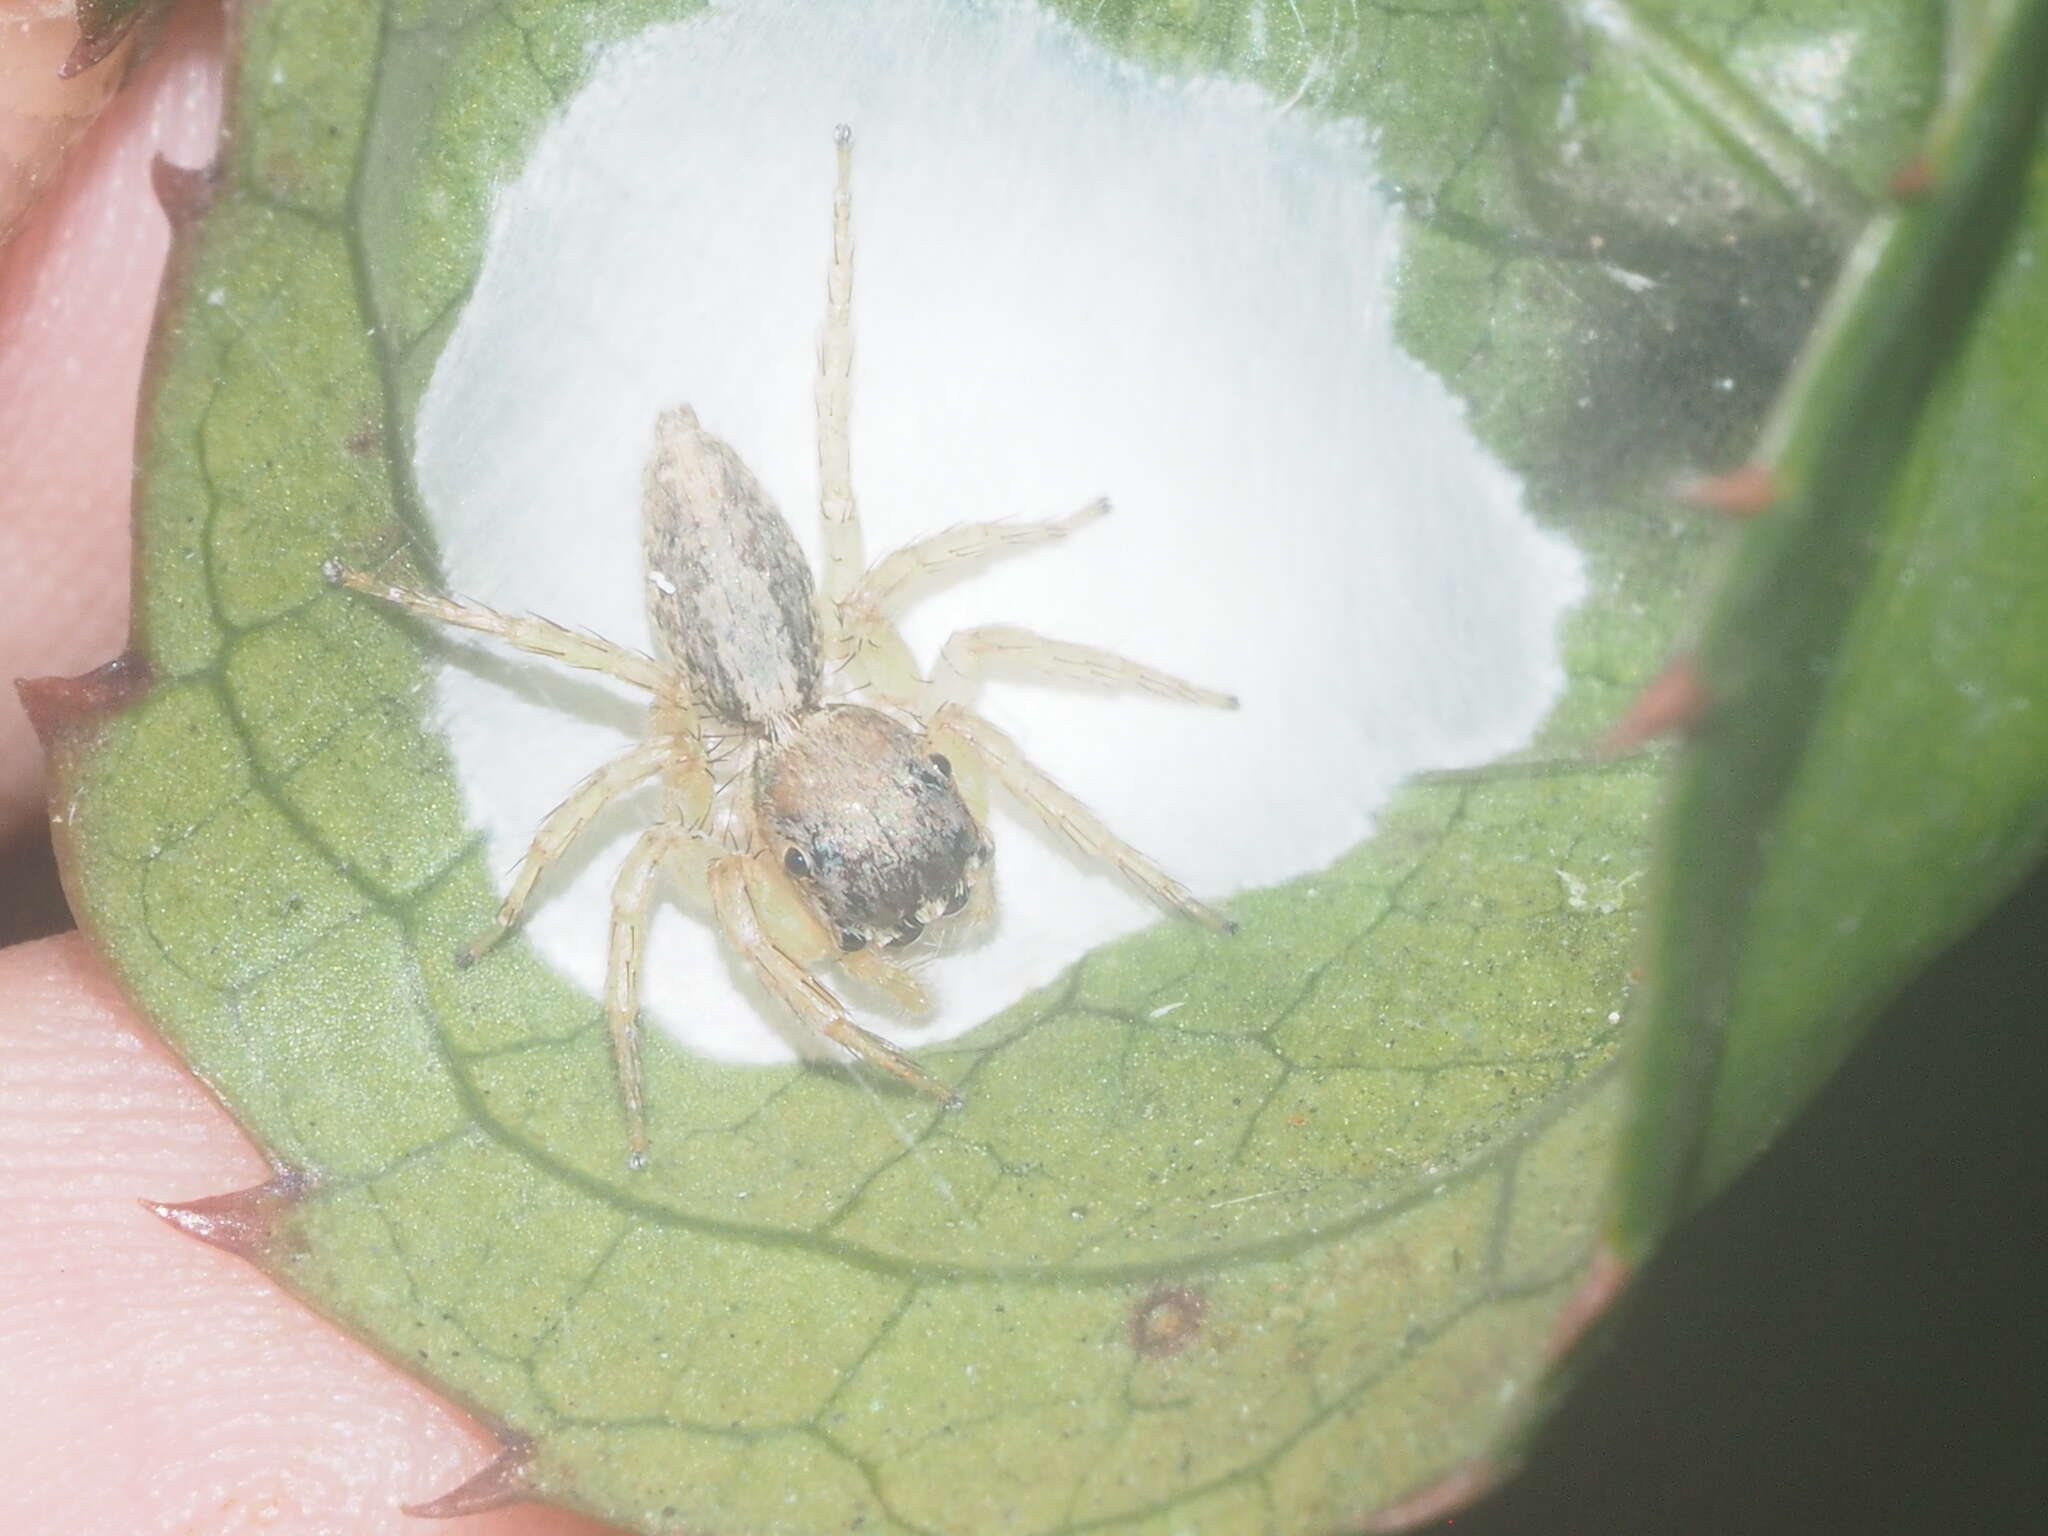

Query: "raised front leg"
left=707, top=854, right=960, bottom=1106
left=932, top=704, right=1236, bottom=935
left=326, top=562, right=671, bottom=694
left=815, top=126, right=864, bottom=606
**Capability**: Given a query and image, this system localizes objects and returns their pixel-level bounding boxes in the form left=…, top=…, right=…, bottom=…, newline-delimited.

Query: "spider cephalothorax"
left=756, top=704, right=988, bottom=953
left=334, top=126, right=1234, bottom=1167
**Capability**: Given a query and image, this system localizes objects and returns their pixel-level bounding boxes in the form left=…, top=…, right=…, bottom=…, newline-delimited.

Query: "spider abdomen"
left=642, top=405, right=821, bottom=726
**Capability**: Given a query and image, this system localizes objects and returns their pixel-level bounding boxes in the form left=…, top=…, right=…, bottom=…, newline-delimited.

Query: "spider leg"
left=841, top=944, right=933, bottom=1014
left=602, top=823, right=694, bottom=1168
left=816, top=125, right=864, bottom=608
left=459, top=740, right=669, bottom=966
left=707, top=855, right=960, bottom=1106
left=326, top=563, right=671, bottom=694
left=827, top=502, right=1116, bottom=694
left=848, top=497, right=1110, bottom=615
left=932, top=703, right=1236, bottom=934
left=931, top=624, right=1237, bottom=711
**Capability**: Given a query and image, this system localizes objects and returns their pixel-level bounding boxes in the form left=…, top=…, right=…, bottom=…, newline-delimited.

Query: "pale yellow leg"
left=933, top=704, right=1235, bottom=934
left=823, top=607, right=926, bottom=700
left=842, top=944, right=932, bottom=1014
left=651, top=694, right=717, bottom=828
left=932, top=624, right=1238, bottom=711
left=459, top=741, right=669, bottom=966
left=816, top=126, right=864, bottom=606
left=604, top=823, right=690, bottom=1168
left=327, top=562, right=671, bottom=694
left=707, top=855, right=960, bottom=1106
left=848, top=497, right=1110, bottom=614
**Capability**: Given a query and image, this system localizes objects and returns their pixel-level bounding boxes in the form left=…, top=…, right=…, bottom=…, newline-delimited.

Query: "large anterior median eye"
left=838, top=929, right=868, bottom=952
left=785, top=847, right=811, bottom=878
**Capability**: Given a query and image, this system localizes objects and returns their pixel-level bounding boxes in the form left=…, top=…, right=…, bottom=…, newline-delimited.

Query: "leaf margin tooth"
left=401, top=1433, right=537, bottom=1521
left=149, top=151, right=221, bottom=228
left=1676, top=464, right=1780, bottom=518
left=1886, top=152, right=1935, bottom=202
left=61, top=0, right=161, bottom=80
left=1598, top=656, right=1709, bottom=757
left=15, top=653, right=157, bottom=753
left=140, top=1163, right=315, bottom=1267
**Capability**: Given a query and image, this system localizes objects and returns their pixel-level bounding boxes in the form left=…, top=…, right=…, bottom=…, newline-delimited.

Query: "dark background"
left=3, top=826, right=2042, bottom=1534
left=1464, top=862, right=2048, bottom=1535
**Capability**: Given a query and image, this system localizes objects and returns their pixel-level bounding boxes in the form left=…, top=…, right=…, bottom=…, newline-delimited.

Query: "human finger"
left=0, top=933, right=621, bottom=1536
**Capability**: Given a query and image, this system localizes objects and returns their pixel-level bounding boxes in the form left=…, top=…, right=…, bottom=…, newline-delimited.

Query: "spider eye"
left=784, top=847, right=811, bottom=878
left=929, top=753, right=952, bottom=779
left=838, top=929, right=867, bottom=952
left=942, top=886, right=969, bottom=917
left=886, top=915, right=926, bottom=949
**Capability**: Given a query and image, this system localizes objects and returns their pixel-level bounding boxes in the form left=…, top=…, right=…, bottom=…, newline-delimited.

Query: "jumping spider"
left=331, top=127, right=1235, bottom=1166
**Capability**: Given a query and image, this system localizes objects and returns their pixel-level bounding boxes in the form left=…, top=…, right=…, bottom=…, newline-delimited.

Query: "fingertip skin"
left=0, top=0, right=221, bottom=842
left=0, top=935, right=607, bottom=1536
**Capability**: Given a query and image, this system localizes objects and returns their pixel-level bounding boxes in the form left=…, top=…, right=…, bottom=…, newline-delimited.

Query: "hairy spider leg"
left=816, top=124, right=863, bottom=606
left=846, top=497, right=1111, bottom=614
left=827, top=500, right=1127, bottom=698
left=708, top=855, right=962, bottom=1107
left=330, top=565, right=717, bottom=970
left=604, top=823, right=695, bottom=1166
left=931, top=703, right=1237, bottom=935
left=931, top=624, right=1238, bottom=711
left=822, top=483, right=1236, bottom=931
left=325, top=563, right=670, bottom=694
left=458, top=740, right=671, bottom=967
left=841, top=941, right=934, bottom=1014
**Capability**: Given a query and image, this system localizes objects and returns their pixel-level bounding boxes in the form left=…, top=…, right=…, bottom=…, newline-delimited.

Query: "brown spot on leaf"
left=1129, top=1284, right=1205, bottom=1358
left=403, top=1433, right=537, bottom=1519
left=345, top=418, right=381, bottom=456
left=16, top=651, right=155, bottom=751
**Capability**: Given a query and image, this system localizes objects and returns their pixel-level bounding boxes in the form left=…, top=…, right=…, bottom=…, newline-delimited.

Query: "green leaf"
left=1614, top=0, right=2048, bottom=1252
left=40, top=0, right=2024, bottom=1531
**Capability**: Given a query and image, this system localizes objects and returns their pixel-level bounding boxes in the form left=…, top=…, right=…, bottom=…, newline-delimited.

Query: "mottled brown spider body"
left=642, top=404, right=821, bottom=723
left=642, top=404, right=989, bottom=953
left=756, top=703, right=988, bottom=951
left=333, top=127, right=1234, bottom=1167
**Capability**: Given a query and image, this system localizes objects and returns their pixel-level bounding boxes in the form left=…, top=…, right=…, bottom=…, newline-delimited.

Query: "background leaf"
left=1613, top=0, right=2048, bottom=1251
left=38, top=0, right=2032, bottom=1531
